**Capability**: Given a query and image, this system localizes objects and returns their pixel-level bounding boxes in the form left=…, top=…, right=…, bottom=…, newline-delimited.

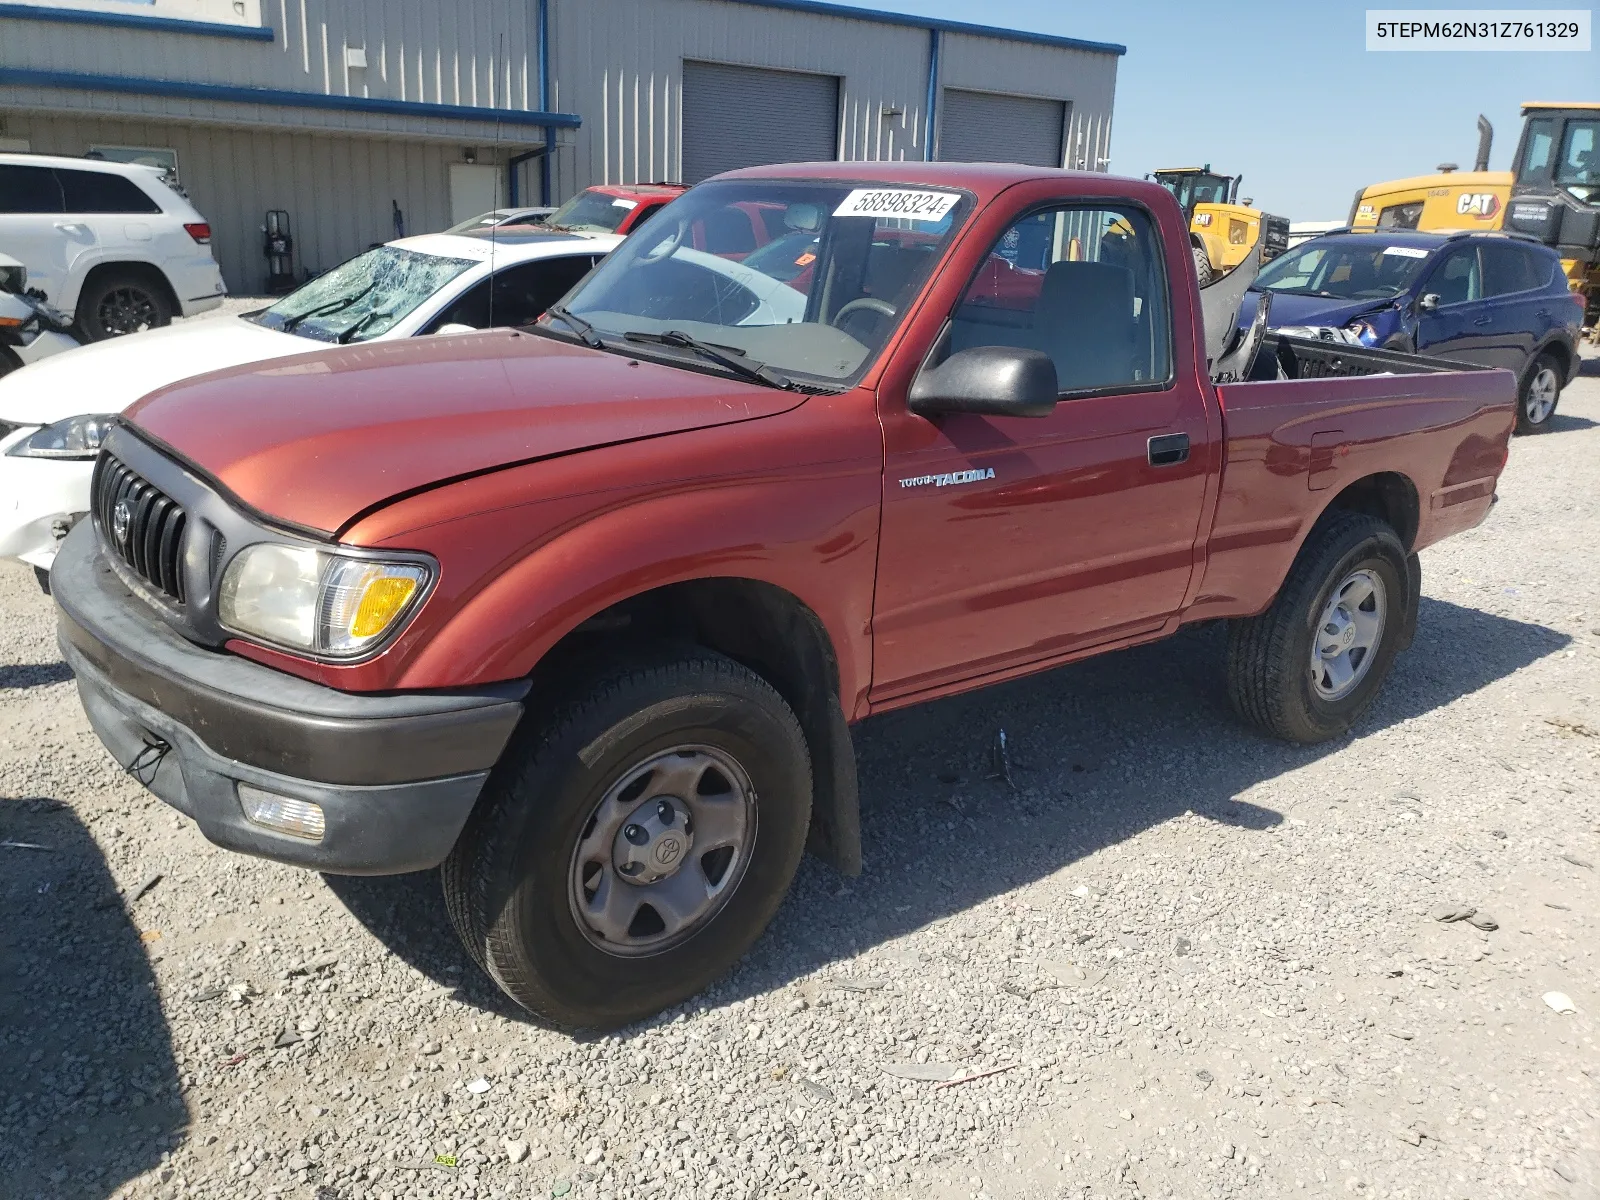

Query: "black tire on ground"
left=0, top=345, right=19, bottom=379
left=1514, top=350, right=1563, bottom=435
left=1226, top=511, right=1409, bottom=744
left=1193, top=243, right=1215, bottom=287
left=442, top=650, right=812, bottom=1028
left=74, top=271, right=173, bottom=341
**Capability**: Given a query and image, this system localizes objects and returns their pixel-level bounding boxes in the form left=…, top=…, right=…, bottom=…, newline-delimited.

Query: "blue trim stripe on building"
left=0, top=67, right=583, bottom=131
left=0, top=2, right=276, bottom=41
left=923, top=28, right=940, bottom=163
left=723, top=0, right=1126, bottom=56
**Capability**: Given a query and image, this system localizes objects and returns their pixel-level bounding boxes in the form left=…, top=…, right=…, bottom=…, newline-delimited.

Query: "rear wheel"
left=1514, top=351, right=1562, bottom=434
left=74, top=271, right=172, bottom=341
left=1193, top=243, right=1215, bottom=287
left=1226, top=512, right=1409, bottom=743
left=442, top=650, right=812, bottom=1028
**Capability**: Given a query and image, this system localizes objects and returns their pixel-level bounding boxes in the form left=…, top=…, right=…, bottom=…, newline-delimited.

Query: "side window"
left=1425, top=247, right=1481, bottom=306
left=1520, top=118, right=1556, bottom=176
left=0, top=165, right=65, bottom=214
left=57, top=169, right=163, bottom=214
left=1377, top=202, right=1422, bottom=229
left=1480, top=243, right=1541, bottom=296
left=949, top=205, right=1171, bottom=394
left=429, top=256, right=602, bottom=331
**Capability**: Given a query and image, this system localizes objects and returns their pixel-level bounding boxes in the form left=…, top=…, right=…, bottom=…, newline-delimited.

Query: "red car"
left=55, top=162, right=1515, bottom=1028
left=540, top=182, right=686, bottom=236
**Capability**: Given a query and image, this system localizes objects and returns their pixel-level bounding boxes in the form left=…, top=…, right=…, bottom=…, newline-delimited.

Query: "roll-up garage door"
left=938, top=89, right=1065, bottom=167
left=681, top=61, right=840, bottom=184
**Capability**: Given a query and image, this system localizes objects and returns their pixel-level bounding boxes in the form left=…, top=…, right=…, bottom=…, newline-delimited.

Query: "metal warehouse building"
left=0, top=0, right=1123, bottom=294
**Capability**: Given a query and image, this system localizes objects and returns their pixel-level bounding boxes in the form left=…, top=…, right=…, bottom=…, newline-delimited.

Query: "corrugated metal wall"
left=549, top=0, right=936, bottom=195
left=5, top=112, right=456, bottom=294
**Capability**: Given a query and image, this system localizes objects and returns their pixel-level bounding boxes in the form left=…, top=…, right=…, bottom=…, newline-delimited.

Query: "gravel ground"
left=2, top=356, right=1597, bottom=1200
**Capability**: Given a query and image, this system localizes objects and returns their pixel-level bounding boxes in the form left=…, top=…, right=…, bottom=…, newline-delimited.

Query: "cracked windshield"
left=248, top=246, right=476, bottom=344
left=553, top=180, right=971, bottom=384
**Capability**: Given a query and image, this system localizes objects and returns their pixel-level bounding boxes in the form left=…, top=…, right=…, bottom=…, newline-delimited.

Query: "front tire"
left=74, top=271, right=173, bottom=341
left=1514, top=351, right=1562, bottom=435
left=1193, top=243, right=1215, bottom=287
left=443, top=650, right=812, bottom=1028
left=1226, top=512, right=1409, bottom=743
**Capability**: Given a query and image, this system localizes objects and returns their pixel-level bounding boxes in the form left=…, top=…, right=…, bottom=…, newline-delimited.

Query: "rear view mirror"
left=1418, top=293, right=1441, bottom=313
left=909, top=345, right=1058, bottom=419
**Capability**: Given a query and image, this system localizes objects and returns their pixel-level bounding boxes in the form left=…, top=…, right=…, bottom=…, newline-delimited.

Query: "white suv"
left=0, top=153, right=226, bottom=340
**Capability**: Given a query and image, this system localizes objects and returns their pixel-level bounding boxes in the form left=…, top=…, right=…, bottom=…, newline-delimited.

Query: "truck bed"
left=1190, top=339, right=1516, bottom=623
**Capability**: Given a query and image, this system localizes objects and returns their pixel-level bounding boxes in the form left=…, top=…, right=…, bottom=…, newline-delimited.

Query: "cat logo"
left=1455, top=192, right=1501, bottom=220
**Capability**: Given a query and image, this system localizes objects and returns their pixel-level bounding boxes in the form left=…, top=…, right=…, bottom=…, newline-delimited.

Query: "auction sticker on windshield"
left=1382, top=246, right=1430, bottom=258
left=834, top=189, right=961, bottom=222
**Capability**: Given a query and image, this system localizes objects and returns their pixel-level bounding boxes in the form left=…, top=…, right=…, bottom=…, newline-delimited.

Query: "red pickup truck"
left=53, top=163, right=1515, bottom=1028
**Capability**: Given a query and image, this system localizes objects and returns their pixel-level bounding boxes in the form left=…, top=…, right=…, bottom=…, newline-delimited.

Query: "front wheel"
left=442, top=650, right=812, bottom=1028
left=1226, top=512, right=1409, bottom=743
left=1514, top=351, right=1562, bottom=435
left=75, top=271, right=173, bottom=341
left=1193, top=243, right=1215, bottom=287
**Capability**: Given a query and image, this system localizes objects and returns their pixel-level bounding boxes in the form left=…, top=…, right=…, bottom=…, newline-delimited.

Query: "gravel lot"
left=2, top=355, right=1597, bottom=1200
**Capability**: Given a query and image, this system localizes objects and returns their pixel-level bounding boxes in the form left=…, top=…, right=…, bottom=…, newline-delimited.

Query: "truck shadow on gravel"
left=324, top=596, right=1569, bottom=1029
left=0, top=799, right=185, bottom=1200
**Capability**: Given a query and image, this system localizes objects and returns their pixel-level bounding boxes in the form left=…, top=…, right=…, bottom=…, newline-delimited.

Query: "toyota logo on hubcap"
left=653, top=836, right=684, bottom=867
left=111, top=500, right=132, bottom=547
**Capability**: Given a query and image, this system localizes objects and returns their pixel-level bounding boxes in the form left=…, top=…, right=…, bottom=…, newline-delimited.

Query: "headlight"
left=5, top=414, right=117, bottom=460
left=1344, top=320, right=1378, bottom=345
left=218, top=544, right=432, bottom=659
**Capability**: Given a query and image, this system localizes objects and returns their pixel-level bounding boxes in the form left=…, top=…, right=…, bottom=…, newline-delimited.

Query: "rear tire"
left=0, top=345, right=19, bottom=379
left=442, top=650, right=812, bottom=1028
left=1193, top=243, right=1215, bottom=287
left=74, top=270, right=173, bottom=341
left=1226, top=512, right=1409, bottom=744
left=1514, top=351, right=1562, bottom=435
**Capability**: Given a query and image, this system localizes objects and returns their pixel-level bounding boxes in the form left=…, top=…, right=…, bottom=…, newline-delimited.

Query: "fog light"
left=238, top=784, right=326, bottom=842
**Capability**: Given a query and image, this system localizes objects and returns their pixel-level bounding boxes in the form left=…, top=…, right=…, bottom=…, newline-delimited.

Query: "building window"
left=7, top=1, right=262, bottom=28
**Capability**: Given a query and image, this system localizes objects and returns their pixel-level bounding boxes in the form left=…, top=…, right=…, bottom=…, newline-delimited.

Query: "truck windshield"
left=1155, top=172, right=1231, bottom=212
left=546, top=188, right=640, bottom=233
left=551, top=179, right=971, bottom=385
left=250, top=246, right=474, bottom=343
left=1253, top=237, right=1432, bottom=300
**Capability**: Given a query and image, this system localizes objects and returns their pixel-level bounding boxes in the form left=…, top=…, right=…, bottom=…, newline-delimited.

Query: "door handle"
left=1473, top=315, right=1492, bottom=326
left=1148, top=433, right=1190, bottom=467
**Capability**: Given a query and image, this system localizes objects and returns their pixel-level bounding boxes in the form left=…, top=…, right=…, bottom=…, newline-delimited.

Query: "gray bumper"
left=53, top=523, right=528, bottom=875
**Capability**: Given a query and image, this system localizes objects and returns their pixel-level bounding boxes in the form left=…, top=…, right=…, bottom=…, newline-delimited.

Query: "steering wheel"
left=830, top=297, right=897, bottom=327
left=639, top=218, right=689, bottom=264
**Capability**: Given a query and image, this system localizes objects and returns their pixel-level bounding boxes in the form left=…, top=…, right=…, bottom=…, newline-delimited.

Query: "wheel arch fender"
left=73, top=256, right=179, bottom=319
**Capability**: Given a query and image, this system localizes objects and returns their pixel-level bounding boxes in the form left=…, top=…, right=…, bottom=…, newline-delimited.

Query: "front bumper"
left=53, top=522, right=528, bottom=874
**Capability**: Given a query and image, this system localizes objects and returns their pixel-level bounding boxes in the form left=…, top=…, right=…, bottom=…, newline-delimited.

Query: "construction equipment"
left=1151, top=166, right=1290, bottom=285
left=1349, top=106, right=1600, bottom=332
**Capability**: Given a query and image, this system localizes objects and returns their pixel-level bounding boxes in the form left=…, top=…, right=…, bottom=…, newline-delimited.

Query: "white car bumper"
left=0, top=444, right=95, bottom=569
left=169, top=254, right=228, bottom=317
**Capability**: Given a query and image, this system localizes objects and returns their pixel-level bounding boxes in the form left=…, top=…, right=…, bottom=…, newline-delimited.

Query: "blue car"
left=1245, top=229, right=1584, bottom=433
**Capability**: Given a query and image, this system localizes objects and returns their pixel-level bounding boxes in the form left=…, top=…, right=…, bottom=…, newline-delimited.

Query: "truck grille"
left=93, top=453, right=189, bottom=603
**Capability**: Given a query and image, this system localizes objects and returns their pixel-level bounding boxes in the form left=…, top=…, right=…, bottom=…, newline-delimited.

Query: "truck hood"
left=0, top=315, right=314, bottom=426
left=125, top=329, right=807, bottom=535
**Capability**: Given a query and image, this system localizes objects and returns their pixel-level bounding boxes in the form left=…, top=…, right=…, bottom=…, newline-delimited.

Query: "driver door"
left=871, top=203, right=1213, bottom=703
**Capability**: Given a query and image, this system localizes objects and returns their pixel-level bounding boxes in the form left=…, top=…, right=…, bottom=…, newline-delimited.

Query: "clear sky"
left=830, top=0, right=1598, bottom=221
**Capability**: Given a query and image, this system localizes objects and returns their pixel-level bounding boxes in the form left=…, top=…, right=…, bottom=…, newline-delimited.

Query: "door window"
left=0, top=165, right=65, bottom=214
left=432, top=256, right=600, bottom=330
left=1425, top=247, right=1481, bottom=306
left=1480, top=243, right=1544, bottom=296
left=948, top=205, right=1171, bottom=393
left=1520, top=118, right=1556, bottom=176
left=57, top=169, right=162, bottom=215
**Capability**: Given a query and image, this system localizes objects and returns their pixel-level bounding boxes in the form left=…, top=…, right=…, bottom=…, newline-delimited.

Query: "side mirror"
left=1417, top=293, right=1441, bottom=314
left=909, top=345, right=1058, bottom=419
left=433, top=322, right=478, bottom=335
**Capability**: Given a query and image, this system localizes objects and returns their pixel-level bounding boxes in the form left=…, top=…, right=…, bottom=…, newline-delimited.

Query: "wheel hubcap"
left=1525, top=368, right=1558, bottom=424
left=99, top=287, right=159, bottom=336
left=1310, top=568, right=1387, bottom=701
left=569, top=746, right=755, bottom=957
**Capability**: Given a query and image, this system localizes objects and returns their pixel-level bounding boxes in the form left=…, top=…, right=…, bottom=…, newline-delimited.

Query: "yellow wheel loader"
left=1150, top=167, right=1290, bottom=285
left=1350, top=106, right=1600, bottom=333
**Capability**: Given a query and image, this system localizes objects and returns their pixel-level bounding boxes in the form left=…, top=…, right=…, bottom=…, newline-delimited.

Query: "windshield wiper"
left=336, top=308, right=394, bottom=344
left=278, top=283, right=376, bottom=333
left=545, top=304, right=604, bottom=348
left=622, top=330, right=792, bottom=390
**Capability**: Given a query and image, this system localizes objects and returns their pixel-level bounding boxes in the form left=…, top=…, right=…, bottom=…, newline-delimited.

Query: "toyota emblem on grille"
left=111, top=500, right=132, bottom=548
